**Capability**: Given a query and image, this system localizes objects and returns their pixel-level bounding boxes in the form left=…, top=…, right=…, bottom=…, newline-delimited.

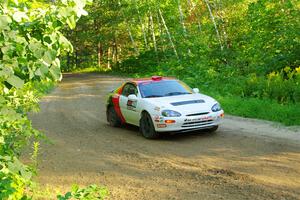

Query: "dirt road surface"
left=29, top=73, right=300, bottom=200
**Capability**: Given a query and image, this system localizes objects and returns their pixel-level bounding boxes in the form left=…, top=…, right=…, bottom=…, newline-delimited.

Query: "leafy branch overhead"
left=0, top=0, right=92, bottom=89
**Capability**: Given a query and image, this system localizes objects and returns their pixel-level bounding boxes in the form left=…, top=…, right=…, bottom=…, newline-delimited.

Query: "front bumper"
left=153, top=110, right=224, bottom=132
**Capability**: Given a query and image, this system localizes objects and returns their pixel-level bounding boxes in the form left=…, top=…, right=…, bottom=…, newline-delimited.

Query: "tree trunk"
left=187, top=0, right=202, bottom=32
left=127, top=24, right=139, bottom=55
left=113, top=36, right=118, bottom=64
left=135, top=3, right=148, bottom=49
left=97, top=42, right=102, bottom=68
left=215, top=0, right=229, bottom=48
left=178, top=0, right=187, bottom=35
left=158, top=8, right=179, bottom=59
left=156, top=10, right=167, bottom=58
left=149, top=11, right=157, bottom=53
left=107, top=47, right=111, bottom=69
left=178, top=0, right=191, bottom=55
left=204, top=0, right=223, bottom=50
left=119, top=0, right=138, bottom=55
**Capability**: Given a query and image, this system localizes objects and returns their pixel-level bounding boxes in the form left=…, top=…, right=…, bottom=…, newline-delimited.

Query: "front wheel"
left=140, top=112, right=160, bottom=139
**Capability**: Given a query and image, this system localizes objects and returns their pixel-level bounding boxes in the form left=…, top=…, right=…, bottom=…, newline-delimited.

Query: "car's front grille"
left=182, top=119, right=214, bottom=128
left=186, top=112, right=209, bottom=116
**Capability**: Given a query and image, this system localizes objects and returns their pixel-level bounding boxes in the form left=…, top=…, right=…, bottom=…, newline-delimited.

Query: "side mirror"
left=193, top=88, right=200, bottom=93
left=128, top=94, right=138, bottom=101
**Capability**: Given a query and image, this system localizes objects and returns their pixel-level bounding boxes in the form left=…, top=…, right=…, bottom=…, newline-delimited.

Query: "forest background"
left=62, top=0, right=300, bottom=125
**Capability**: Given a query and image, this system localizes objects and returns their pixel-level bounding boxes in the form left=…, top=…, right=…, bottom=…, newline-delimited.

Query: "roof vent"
left=152, top=76, right=162, bottom=81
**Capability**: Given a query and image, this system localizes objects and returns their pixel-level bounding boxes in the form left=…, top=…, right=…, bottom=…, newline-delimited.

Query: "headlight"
left=161, top=110, right=181, bottom=117
left=211, top=103, right=222, bottom=112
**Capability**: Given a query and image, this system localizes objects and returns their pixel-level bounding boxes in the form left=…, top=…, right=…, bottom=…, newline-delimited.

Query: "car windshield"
left=138, top=80, right=193, bottom=98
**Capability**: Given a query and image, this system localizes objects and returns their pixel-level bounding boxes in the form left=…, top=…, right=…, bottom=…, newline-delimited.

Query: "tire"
left=140, top=112, right=160, bottom=139
left=107, top=106, right=121, bottom=127
left=206, top=125, right=219, bottom=133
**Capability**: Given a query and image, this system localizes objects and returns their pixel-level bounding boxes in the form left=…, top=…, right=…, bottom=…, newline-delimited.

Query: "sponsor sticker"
left=157, top=124, right=167, bottom=128
left=184, top=116, right=213, bottom=122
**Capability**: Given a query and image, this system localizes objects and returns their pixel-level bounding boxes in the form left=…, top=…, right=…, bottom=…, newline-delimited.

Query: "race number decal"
left=127, top=100, right=137, bottom=111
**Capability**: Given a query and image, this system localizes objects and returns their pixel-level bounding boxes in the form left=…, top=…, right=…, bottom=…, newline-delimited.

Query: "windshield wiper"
left=144, top=95, right=163, bottom=98
left=164, top=92, right=191, bottom=97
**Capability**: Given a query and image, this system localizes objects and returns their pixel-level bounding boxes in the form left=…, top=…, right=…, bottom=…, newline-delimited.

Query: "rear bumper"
left=154, top=110, right=224, bottom=132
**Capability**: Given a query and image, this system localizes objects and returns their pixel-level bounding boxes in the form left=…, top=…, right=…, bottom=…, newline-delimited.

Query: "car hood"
left=144, top=93, right=217, bottom=115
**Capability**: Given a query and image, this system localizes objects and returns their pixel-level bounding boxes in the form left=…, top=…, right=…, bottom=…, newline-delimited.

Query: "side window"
left=122, top=83, right=138, bottom=97
left=122, top=84, right=130, bottom=97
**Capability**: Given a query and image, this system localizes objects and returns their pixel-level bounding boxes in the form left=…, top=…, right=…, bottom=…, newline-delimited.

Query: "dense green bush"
left=57, top=185, right=108, bottom=200
left=0, top=80, right=52, bottom=200
left=0, top=1, right=108, bottom=199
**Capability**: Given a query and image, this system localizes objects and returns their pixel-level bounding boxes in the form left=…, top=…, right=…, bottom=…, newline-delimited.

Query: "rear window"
left=138, top=80, right=192, bottom=98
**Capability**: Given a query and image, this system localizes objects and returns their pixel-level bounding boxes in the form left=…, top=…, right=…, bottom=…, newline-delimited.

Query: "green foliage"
left=72, top=0, right=299, bottom=103
left=63, top=0, right=299, bottom=104
left=242, top=67, right=300, bottom=103
left=0, top=80, right=48, bottom=200
left=0, top=0, right=93, bottom=199
left=241, top=0, right=300, bottom=73
left=217, top=96, right=300, bottom=126
left=113, top=50, right=160, bottom=74
left=57, top=185, right=108, bottom=200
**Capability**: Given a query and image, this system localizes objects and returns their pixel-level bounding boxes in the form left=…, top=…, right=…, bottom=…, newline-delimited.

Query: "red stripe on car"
left=112, top=86, right=126, bottom=123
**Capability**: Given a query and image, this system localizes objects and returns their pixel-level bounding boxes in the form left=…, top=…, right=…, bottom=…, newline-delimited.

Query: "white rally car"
left=106, top=76, right=224, bottom=139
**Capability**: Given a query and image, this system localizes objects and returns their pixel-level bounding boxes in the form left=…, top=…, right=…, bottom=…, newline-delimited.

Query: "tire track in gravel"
left=29, top=73, right=300, bottom=200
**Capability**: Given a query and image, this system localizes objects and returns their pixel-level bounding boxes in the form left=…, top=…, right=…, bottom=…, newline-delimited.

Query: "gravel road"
left=29, top=73, right=300, bottom=200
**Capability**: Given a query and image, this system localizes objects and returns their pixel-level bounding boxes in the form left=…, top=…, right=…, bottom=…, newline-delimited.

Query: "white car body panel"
left=119, top=90, right=224, bottom=132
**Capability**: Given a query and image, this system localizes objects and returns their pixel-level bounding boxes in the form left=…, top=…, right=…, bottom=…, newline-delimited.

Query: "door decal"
left=127, top=100, right=137, bottom=111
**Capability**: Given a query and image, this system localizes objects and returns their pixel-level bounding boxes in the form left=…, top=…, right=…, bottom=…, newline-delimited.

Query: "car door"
left=119, top=83, right=140, bottom=125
